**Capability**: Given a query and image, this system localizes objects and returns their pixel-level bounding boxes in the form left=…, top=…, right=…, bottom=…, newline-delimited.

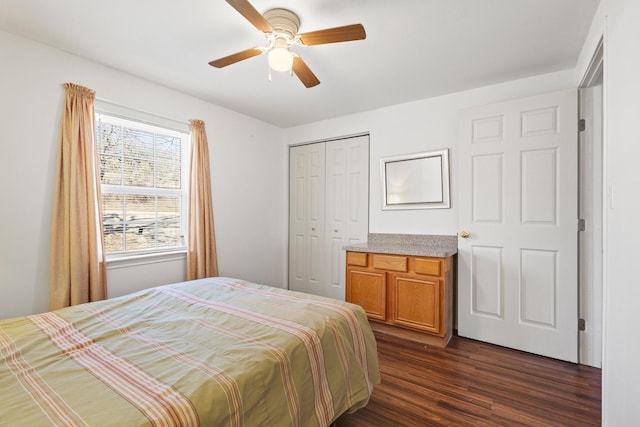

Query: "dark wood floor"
left=336, top=333, right=601, bottom=427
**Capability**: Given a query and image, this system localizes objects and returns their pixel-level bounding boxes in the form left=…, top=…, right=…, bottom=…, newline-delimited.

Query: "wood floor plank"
left=336, top=333, right=601, bottom=426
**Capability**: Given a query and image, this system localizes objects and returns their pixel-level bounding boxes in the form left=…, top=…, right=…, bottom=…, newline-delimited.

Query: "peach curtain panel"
left=49, top=83, right=107, bottom=310
left=187, top=119, right=219, bottom=280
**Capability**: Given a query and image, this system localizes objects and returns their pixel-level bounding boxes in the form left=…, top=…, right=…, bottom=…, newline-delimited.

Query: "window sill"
left=106, top=250, right=187, bottom=270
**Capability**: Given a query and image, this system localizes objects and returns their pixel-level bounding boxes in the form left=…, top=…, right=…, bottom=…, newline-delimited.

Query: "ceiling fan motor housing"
left=263, top=8, right=300, bottom=39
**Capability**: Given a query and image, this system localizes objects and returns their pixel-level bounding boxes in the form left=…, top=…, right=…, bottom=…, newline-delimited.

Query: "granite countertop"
left=343, top=233, right=457, bottom=258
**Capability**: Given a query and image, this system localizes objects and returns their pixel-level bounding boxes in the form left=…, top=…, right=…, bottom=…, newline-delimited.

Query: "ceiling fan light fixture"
left=268, top=47, right=293, bottom=72
left=211, top=0, right=367, bottom=88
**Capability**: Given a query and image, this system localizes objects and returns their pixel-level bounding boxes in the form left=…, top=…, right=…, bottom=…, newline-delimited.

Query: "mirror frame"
left=380, top=148, right=450, bottom=210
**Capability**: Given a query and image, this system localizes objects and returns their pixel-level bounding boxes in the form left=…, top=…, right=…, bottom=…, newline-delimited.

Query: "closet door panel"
left=288, top=144, right=325, bottom=294
left=345, top=136, right=369, bottom=243
left=306, top=143, right=325, bottom=295
left=324, top=136, right=369, bottom=300
left=289, top=145, right=308, bottom=292
left=325, top=141, right=347, bottom=298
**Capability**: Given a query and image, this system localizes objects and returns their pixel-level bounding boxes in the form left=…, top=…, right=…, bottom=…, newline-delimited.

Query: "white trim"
left=287, top=131, right=370, bottom=148
left=578, top=83, right=603, bottom=368
left=95, top=98, right=189, bottom=134
left=600, top=17, right=609, bottom=425
left=106, top=250, right=187, bottom=270
left=574, top=2, right=605, bottom=87
left=576, top=31, right=605, bottom=370
left=579, top=38, right=604, bottom=88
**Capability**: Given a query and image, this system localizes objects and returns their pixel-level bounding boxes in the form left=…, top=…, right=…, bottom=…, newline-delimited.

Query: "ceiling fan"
left=209, top=0, right=366, bottom=88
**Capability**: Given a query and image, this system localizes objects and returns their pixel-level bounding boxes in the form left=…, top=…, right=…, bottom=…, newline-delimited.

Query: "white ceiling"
left=0, top=0, right=599, bottom=128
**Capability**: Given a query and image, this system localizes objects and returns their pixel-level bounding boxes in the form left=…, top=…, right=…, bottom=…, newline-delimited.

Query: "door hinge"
left=578, top=119, right=586, bottom=132
left=578, top=219, right=586, bottom=232
left=578, top=318, right=586, bottom=331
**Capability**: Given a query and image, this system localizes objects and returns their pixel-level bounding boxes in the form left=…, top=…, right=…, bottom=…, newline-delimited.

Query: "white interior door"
left=458, top=89, right=578, bottom=362
left=324, top=135, right=369, bottom=300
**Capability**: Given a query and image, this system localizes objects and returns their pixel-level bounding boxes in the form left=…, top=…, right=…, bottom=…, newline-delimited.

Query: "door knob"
left=460, top=230, right=470, bottom=238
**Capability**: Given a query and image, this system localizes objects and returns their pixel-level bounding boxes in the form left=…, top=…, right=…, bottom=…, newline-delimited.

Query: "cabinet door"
left=347, top=268, right=386, bottom=321
left=390, top=274, right=442, bottom=334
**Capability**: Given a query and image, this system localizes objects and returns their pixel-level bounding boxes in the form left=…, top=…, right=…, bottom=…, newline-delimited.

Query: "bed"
left=0, top=277, right=380, bottom=426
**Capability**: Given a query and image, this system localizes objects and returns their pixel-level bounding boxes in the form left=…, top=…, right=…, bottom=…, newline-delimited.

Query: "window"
left=95, top=112, right=189, bottom=256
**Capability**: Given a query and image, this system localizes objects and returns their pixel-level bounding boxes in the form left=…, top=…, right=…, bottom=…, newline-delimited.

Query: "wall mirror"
left=380, top=148, right=450, bottom=210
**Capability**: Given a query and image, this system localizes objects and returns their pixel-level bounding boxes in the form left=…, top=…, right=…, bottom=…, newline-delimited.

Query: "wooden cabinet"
left=346, top=251, right=453, bottom=347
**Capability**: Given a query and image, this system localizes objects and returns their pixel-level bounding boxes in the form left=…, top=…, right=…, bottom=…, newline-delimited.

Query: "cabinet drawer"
left=347, top=252, right=368, bottom=267
left=415, top=258, right=442, bottom=276
left=372, top=254, right=407, bottom=272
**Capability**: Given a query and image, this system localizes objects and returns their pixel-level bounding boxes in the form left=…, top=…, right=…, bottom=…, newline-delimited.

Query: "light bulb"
left=268, top=47, right=293, bottom=72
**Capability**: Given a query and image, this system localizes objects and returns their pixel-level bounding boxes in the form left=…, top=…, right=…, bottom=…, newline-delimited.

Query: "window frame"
left=94, top=108, right=190, bottom=261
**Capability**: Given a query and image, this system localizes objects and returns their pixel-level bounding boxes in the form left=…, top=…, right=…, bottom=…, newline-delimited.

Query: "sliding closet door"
left=289, top=135, right=369, bottom=299
left=289, top=143, right=325, bottom=294
left=324, top=135, right=369, bottom=299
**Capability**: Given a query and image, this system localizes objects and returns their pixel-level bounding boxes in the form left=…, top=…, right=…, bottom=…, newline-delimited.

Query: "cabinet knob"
left=311, top=227, right=316, bottom=231
left=334, top=229, right=339, bottom=233
left=460, top=230, right=470, bottom=238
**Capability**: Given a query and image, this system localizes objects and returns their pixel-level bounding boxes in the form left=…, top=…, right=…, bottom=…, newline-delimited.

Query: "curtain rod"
left=94, top=96, right=191, bottom=130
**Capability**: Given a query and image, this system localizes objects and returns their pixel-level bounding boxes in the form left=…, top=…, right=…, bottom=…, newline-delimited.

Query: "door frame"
left=578, top=37, right=604, bottom=368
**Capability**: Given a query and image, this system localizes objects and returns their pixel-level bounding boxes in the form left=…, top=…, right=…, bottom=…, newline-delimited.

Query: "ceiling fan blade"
left=209, top=47, right=264, bottom=68
left=298, top=24, right=366, bottom=46
left=292, top=56, right=320, bottom=88
left=225, top=0, right=272, bottom=33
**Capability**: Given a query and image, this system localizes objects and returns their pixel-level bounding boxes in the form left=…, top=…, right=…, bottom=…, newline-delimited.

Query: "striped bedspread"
left=0, top=277, right=380, bottom=426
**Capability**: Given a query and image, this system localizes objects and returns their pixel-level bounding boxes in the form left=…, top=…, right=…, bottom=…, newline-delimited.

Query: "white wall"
left=0, top=30, right=288, bottom=319
left=577, top=0, right=640, bottom=425
left=284, top=70, right=576, bottom=235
